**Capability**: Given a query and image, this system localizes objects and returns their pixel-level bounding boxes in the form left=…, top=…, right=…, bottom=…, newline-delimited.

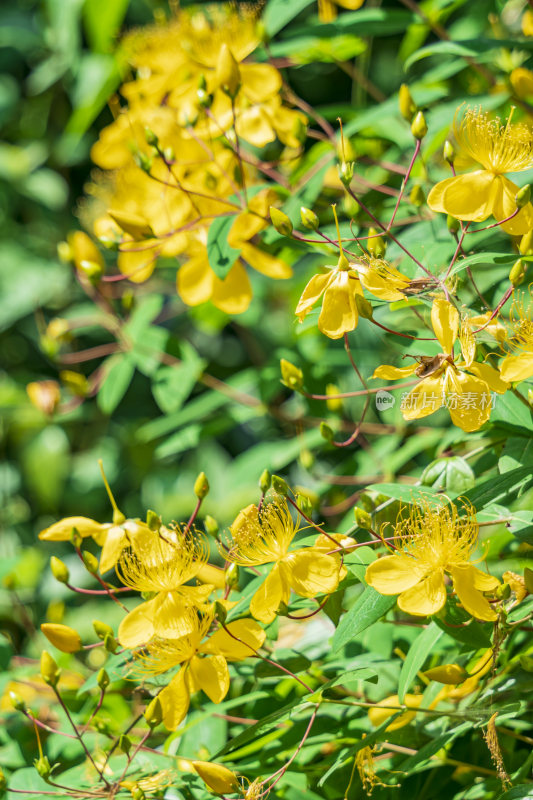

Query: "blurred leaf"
left=21, top=426, right=70, bottom=511
left=263, top=0, right=315, bottom=37
left=398, top=622, right=443, bottom=703
left=97, top=353, right=136, bottom=414
left=83, top=0, right=129, bottom=53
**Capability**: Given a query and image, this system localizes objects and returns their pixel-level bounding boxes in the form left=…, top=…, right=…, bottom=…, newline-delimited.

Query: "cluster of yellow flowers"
left=82, top=4, right=305, bottom=313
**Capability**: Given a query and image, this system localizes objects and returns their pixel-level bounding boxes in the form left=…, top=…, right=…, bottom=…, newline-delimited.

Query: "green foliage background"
left=1, top=0, right=533, bottom=798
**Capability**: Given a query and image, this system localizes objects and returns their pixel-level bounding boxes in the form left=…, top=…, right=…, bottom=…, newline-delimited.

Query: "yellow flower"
left=523, top=9, right=533, bottom=37
left=225, top=495, right=342, bottom=623
left=365, top=498, right=500, bottom=620
left=368, top=693, right=422, bottom=731
left=41, top=623, right=82, bottom=653
left=510, top=67, right=533, bottom=100
left=500, top=292, right=533, bottom=382
left=318, top=0, right=365, bottom=23
left=116, top=528, right=210, bottom=648
left=139, top=608, right=266, bottom=730
left=428, top=107, right=533, bottom=234
left=373, top=297, right=508, bottom=432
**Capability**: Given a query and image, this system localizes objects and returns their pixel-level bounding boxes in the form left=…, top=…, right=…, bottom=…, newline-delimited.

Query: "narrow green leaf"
left=263, top=0, right=315, bottom=36
left=332, top=587, right=396, bottom=653
left=97, top=354, right=136, bottom=414
left=206, top=215, right=241, bottom=280
left=463, top=466, right=533, bottom=509
left=398, top=622, right=443, bottom=703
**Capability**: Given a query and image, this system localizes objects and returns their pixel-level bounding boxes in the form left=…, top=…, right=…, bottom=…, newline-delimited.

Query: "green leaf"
left=463, top=466, right=533, bottom=509
left=206, top=215, right=241, bottom=280
left=332, top=586, right=396, bottom=653
left=420, top=456, right=475, bottom=493
left=129, top=325, right=168, bottom=377
left=263, top=0, right=315, bottom=36
left=83, top=0, right=129, bottom=53
left=398, top=622, right=443, bottom=703
left=496, top=785, right=533, bottom=799
left=255, top=649, right=311, bottom=679
left=321, top=666, right=378, bottom=692
left=124, top=295, right=164, bottom=338
left=491, top=391, right=533, bottom=432
left=77, top=652, right=129, bottom=696
left=97, top=354, right=136, bottom=414
left=398, top=720, right=473, bottom=772
left=366, top=483, right=442, bottom=503
left=433, top=602, right=492, bottom=649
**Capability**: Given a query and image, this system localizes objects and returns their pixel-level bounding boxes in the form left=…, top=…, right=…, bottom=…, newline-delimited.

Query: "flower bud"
left=50, top=556, right=70, bottom=585
left=57, top=240, right=73, bottom=262
left=41, top=623, right=82, bottom=653
left=280, top=359, right=303, bottom=391
left=399, top=84, right=416, bottom=121
left=509, top=258, right=526, bottom=286
left=443, top=139, right=455, bottom=164
left=214, top=600, right=227, bottom=624
left=366, top=228, right=386, bottom=258
left=26, top=381, right=61, bottom=415
left=224, top=562, right=240, bottom=590
left=119, top=734, right=131, bottom=755
left=40, top=651, right=60, bottom=687
left=270, top=207, right=293, bottom=236
left=9, top=691, right=26, bottom=711
left=34, top=756, right=52, bottom=781
left=338, top=160, right=354, bottom=186
left=325, top=384, right=342, bottom=412
left=134, top=151, right=152, bottom=173
left=354, top=294, right=373, bottom=319
left=496, top=582, right=512, bottom=600
left=192, top=761, right=240, bottom=795
left=276, top=601, right=290, bottom=616
left=77, top=259, right=104, bottom=284
left=296, top=493, right=312, bottom=514
left=59, top=370, right=89, bottom=397
left=409, top=185, right=425, bottom=207
left=204, top=515, right=219, bottom=537
left=300, top=206, right=319, bottom=230
left=516, top=184, right=531, bottom=209
left=447, top=215, right=460, bottom=234
left=70, top=527, right=83, bottom=549
left=93, top=619, right=114, bottom=640
left=144, top=696, right=163, bottom=729
left=353, top=507, right=372, bottom=529
left=411, top=111, right=428, bottom=140
left=144, top=127, right=158, bottom=147
left=524, top=566, right=533, bottom=594
left=194, top=472, right=210, bottom=499
left=519, top=230, right=533, bottom=255
left=216, top=44, right=241, bottom=97
left=259, top=469, right=271, bottom=493
left=271, top=475, right=289, bottom=496
left=82, top=551, right=99, bottom=574
left=69, top=231, right=104, bottom=276
left=196, top=87, right=213, bottom=109
left=131, top=786, right=145, bottom=800
left=146, top=510, right=161, bottom=531
left=424, top=664, right=468, bottom=684
left=104, top=633, right=118, bottom=653
left=320, top=421, right=334, bottom=442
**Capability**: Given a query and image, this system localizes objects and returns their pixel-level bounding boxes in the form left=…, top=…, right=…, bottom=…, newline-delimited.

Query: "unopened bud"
left=93, top=620, right=114, bottom=641
left=34, top=756, right=52, bottom=781
left=144, top=696, right=163, bottom=729
left=296, top=493, right=312, bottom=514
left=271, top=475, right=289, bottom=496
left=146, top=510, right=161, bottom=531
left=325, top=384, right=342, bottom=412
left=216, top=43, right=241, bottom=97
left=70, top=527, right=82, bottom=549
left=524, top=567, right=533, bottom=594
left=355, top=294, right=373, bottom=319
left=131, top=786, right=145, bottom=800
left=399, top=84, right=416, bottom=121
left=338, top=160, right=354, bottom=186
left=82, top=551, right=99, bottom=574
left=276, top=601, right=290, bottom=617
left=50, top=556, right=69, bottom=584
left=516, top=183, right=531, bottom=209
left=194, top=472, right=210, bottom=499
left=214, top=600, right=227, bottom=624
left=496, top=582, right=512, bottom=600
left=411, top=111, right=428, bottom=140
left=119, top=734, right=131, bottom=755
left=259, top=469, right=271, bottom=493
left=134, top=151, right=152, bottom=173
left=366, top=228, right=386, bottom=258
left=9, top=691, right=26, bottom=711
left=447, top=215, right=460, bottom=234
left=104, top=633, right=118, bottom=654
left=40, top=651, right=60, bottom=687
left=300, top=206, right=319, bottom=230
left=192, top=761, right=240, bottom=795
left=26, top=380, right=61, bottom=415
left=270, top=207, right=293, bottom=236
left=204, top=515, right=219, bottom=537
left=409, top=185, right=425, bottom=207
left=424, top=664, right=468, bottom=684
left=280, top=359, right=303, bottom=391
left=41, top=623, right=81, bottom=653
left=78, top=259, right=104, bottom=284
left=443, top=140, right=455, bottom=164
left=196, top=87, right=213, bottom=109
left=509, top=258, right=526, bottom=286
left=320, top=421, right=334, bottom=441
left=144, top=127, right=158, bottom=147
left=97, top=669, right=110, bottom=691
left=520, top=230, right=533, bottom=255
left=354, top=507, right=372, bottom=529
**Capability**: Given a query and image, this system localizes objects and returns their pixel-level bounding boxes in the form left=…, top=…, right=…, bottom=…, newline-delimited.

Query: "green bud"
left=338, top=160, right=354, bottom=186
left=97, top=668, right=110, bottom=691
left=214, top=600, right=227, bottom=624
left=524, top=567, right=533, bottom=594
left=280, top=359, right=304, bottom=391
left=104, top=633, right=118, bottom=654
left=509, top=258, right=526, bottom=286
left=320, top=421, right=334, bottom=442
left=40, top=651, right=60, bottom=688
left=134, top=151, right=152, bottom=173
left=77, top=260, right=104, bottom=285
left=411, top=110, right=428, bottom=140
left=354, top=294, right=373, bottom=320
left=146, top=510, right=161, bottom=531
left=144, top=127, right=158, bottom=147
left=496, top=582, right=512, bottom=600
left=354, top=507, right=372, bottom=529
left=447, top=215, right=460, bottom=234
left=366, top=228, right=386, bottom=258
left=259, top=469, right=271, bottom=493
left=300, top=206, right=319, bottom=230
left=131, top=786, right=146, bottom=800
left=163, top=146, right=175, bottom=164
left=520, top=230, right=533, bottom=255
left=119, top=734, right=131, bottom=755
left=516, top=183, right=531, bottom=209
left=276, top=601, right=290, bottom=617
left=70, top=527, right=82, bottom=549
left=50, top=556, right=69, bottom=585
left=196, top=87, right=213, bottom=109
left=399, top=84, right=416, bottom=122
left=194, top=472, right=210, bottom=499
left=93, top=619, right=114, bottom=641
left=225, top=562, right=240, bottom=589
left=144, top=696, right=163, bottom=729
left=34, top=756, right=52, bottom=781
left=270, top=207, right=293, bottom=237
left=9, top=691, right=26, bottom=712
left=443, top=140, right=455, bottom=164
left=204, top=515, right=219, bottom=537
left=271, top=475, right=289, bottom=496
left=82, top=551, right=99, bottom=574
left=296, top=493, right=312, bottom=515
left=409, top=184, right=425, bottom=207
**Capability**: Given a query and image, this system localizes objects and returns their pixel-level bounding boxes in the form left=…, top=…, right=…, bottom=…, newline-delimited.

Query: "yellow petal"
left=444, top=368, right=491, bottom=432
left=467, top=362, right=509, bottom=393
left=372, top=364, right=415, bottom=380
left=365, top=554, right=426, bottom=595
left=160, top=667, right=190, bottom=730
left=493, top=175, right=533, bottom=235
left=227, top=211, right=265, bottom=248
left=202, top=618, right=266, bottom=660
left=318, top=271, right=358, bottom=339
left=177, top=255, right=214, bottom=307
left=99, top=526, right=127, bottom=574
left=471, top=566, right=500, bottom=591
left=118, top=242, right=159, bottom=283
left=39, top=517, right=103, bottom=541
left=427, top=171, right=497, bottom=222
left=240, top=243, right=292, bottom=279
left=196, top=563, right=226, bottom=590
left=295, top=272, right=331, bottom=321
left=431, top=296, right=459, bottom=353
left=284, top=549, right=340, bottom=598
left=236, top=106, right=275, bottom=147
left=241, top=63, right=282, bottom=102
left=41, top=623, right=82, bottom=653
left=449, top=565, right=497, bottom=621
left=398, top=570, right=447, bottom=616
left=152, top=591, right=199, bottom=639
left=368, top=694, right=422, bottom=731
left=500, top=354, right=533, bottom=383
left=358, top=263, right=409, bottom=301
left=249, top=564, right=288, bottom=624
left=189, top=654, right=229, bottom=704
left=117, top=599, right=156, bottom=648
left=210, top=261, right=252, bottom=315
left=401, top=374, right=444, bottom=420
